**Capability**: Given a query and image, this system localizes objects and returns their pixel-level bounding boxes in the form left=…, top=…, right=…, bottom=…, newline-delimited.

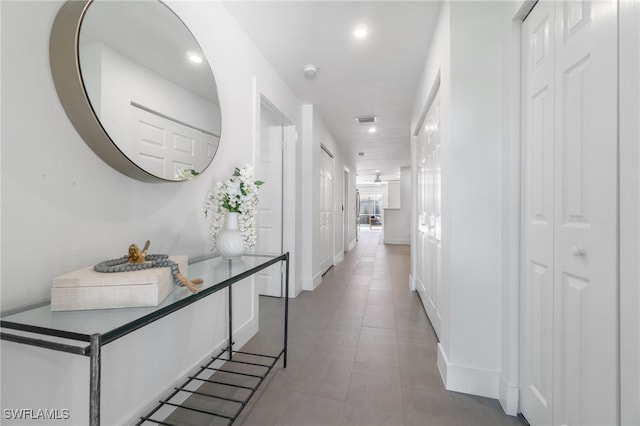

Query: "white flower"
left=204, top=164, right=264, bottom=250
left=176, top=168, right=199, bottom=180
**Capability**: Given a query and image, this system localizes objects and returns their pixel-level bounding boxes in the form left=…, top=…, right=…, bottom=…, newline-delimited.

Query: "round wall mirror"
left=50, top=0, right=221, bottom=182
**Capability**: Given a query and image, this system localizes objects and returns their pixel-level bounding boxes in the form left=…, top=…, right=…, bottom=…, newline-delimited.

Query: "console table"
left=1, top=252, right=289, bottom=425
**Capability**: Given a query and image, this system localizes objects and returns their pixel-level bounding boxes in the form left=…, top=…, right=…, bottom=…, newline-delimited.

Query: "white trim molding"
left=437, top=343, right=500, bottom=400
left=302, top=272, right=322, bottom=291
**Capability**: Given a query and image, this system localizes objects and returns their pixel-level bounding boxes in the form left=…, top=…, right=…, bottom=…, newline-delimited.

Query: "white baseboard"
left=383, top=238, right=411, bottom=245
left=302, top=272, right=322, bottom=291
left=437, top=343, right=500, bottom=399
left=334, top=251, right=344, bottom=264
left=499, top=375, right=519, bottom=416
left=348, top=239, right=356, bottom=251
left=409, top=274, right=416, bottom=291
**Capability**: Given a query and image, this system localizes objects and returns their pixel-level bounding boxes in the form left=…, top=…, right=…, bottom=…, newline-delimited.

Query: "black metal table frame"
left=0, top=252, right=289, bottom=426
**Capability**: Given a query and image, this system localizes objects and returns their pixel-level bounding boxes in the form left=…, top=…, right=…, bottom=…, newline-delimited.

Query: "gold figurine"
left=128, top=240, right=150, bottom=263
left=124, top=240, right=202, bottom=293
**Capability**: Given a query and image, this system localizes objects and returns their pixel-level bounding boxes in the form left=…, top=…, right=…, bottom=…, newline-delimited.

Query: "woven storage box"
left=51, top=256, right=187, bottom=311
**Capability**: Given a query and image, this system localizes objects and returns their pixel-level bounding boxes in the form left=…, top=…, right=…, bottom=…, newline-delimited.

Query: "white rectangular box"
left=51, top=256, right=187, bottom=311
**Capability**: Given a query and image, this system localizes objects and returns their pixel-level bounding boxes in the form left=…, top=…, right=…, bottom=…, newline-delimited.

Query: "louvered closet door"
left=520, top=1, right=619, bottom=425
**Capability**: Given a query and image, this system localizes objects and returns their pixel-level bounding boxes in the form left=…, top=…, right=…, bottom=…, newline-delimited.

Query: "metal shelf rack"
left=1, top=252, right=289, bottom=426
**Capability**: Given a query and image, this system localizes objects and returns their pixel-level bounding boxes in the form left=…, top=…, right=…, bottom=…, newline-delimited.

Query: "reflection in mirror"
left=51, top=0, right=221, bottom=182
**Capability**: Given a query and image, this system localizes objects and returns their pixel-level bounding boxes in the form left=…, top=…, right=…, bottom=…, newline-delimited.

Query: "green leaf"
left=255, top=181, right=265, bottom=187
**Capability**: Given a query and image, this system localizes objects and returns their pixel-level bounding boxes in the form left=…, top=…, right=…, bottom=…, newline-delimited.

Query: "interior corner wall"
left=411, top=0, right=505, bottom=402
left=382, top=167, right=411, bottom=245
left=300, top=104, right=355, bottom=290
left=0, top=1, right=301, bottom=424
left=300, top=104, right=320, bottom=290
left=446, top=0, right=503, bottom=399
left=315, top=111, right=355, bottom=266
left=410, top=0, right=452, bottom=374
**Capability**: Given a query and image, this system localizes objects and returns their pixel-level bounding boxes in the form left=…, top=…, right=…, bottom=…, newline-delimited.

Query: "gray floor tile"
left=276, top=393, right=345, bottom=426
left=168, top=230, right=528, bottom=426
left=403, top=386, right=466, bottom=426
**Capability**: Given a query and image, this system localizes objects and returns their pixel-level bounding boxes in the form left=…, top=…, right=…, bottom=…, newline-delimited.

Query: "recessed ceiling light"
left=354, top=26, right=368, bottom=39
left=187, top=52, right=203, bottom=64
left=368, top=126, right=377, bottom=133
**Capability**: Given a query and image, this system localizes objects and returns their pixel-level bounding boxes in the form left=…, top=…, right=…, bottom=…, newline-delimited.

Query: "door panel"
left=521, top=4, right=556, bottom=423
left=320, top=149, right=334, bottom=274
left=416, top=89, right=441, bottom=337
left=131, top=105, right=218, bottom=180
left=256, top=123, right=283, bottom=297
left=553, top=1, right=618, bottom=424
left=521, top=1, right=618, bottom=425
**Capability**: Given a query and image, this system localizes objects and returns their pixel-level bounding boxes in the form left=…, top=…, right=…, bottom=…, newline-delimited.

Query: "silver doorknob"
left=571, top=246, right=585, bottom=257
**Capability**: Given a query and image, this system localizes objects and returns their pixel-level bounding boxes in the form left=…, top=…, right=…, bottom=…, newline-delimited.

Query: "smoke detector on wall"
left=303, top=64, right=318, bottom=79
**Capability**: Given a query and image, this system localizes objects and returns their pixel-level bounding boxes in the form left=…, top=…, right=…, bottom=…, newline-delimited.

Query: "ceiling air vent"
left=356, top=115, right=377, bottom=124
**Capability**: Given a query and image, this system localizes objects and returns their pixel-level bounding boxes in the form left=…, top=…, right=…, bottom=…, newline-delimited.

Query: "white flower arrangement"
left=205, top=164, right=264, bottom=250
left=175, top=168, right=199, bottom=180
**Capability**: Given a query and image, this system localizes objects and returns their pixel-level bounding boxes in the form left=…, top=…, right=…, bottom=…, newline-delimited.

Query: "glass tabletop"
left=1, top=253, right=285, bottom=344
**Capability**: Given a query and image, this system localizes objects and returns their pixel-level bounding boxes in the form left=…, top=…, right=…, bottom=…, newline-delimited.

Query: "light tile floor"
left=166, top=230, right=527, bottom=426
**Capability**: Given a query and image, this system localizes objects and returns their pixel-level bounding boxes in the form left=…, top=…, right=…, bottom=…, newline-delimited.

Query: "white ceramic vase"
left=216, top=212, right=245, bottom=260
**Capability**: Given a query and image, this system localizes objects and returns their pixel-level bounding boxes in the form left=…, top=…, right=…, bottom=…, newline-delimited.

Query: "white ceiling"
left=222, top=1, right=442, bottom=183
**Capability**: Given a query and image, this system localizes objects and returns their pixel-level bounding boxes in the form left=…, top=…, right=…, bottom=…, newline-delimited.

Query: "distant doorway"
left=358, top=192, right=383, bottom=232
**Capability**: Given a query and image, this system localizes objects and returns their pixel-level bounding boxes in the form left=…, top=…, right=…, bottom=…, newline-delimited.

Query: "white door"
left=520, top=2, right=619, bottom=425
left=130, top=105, right=218, bottom=179
left=416, top=89, right=442, bottom=338
left=320, top=149, right=334, bottom=274
left=521, top=4, right=556, bottom=423
left=256, top=107, right=284, bottom=297
left=343, top=169, right=350, bottom=252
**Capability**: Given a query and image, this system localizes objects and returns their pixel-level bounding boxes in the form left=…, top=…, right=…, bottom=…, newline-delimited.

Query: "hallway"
left=236, top=231, right=526, bottom=425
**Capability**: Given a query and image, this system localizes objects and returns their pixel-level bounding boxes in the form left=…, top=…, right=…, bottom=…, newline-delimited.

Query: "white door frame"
left=619, top=2, right=640, bottom=423
left=412, top=75, right=442, bottom=339
left=256, top=97, right=287, bottom=297
left=498, top=1, right=533, bottom=416
left=320, top=145, right=335, bottom=274
left=343, top=168, right=350, bottom=253
left=252, top=78, right=297, bottom=298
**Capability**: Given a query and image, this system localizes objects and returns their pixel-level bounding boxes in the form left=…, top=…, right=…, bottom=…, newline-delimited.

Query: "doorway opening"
left=357, top=192, right=383, bottom=232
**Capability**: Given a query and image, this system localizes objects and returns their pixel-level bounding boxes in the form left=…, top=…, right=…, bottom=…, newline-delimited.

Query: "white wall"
left=383, top=167, right=411, bottom=245
left=299, top=105, right=319, bottom=290
left=0, top=1, right=301, bottom=424
left=411, top=0, right=504, bottom=403
left=447, top=0, right=502, bottom=396
left=411, top=0, right=452, bottom=358
left=299, top=104, right=355, bottom=290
